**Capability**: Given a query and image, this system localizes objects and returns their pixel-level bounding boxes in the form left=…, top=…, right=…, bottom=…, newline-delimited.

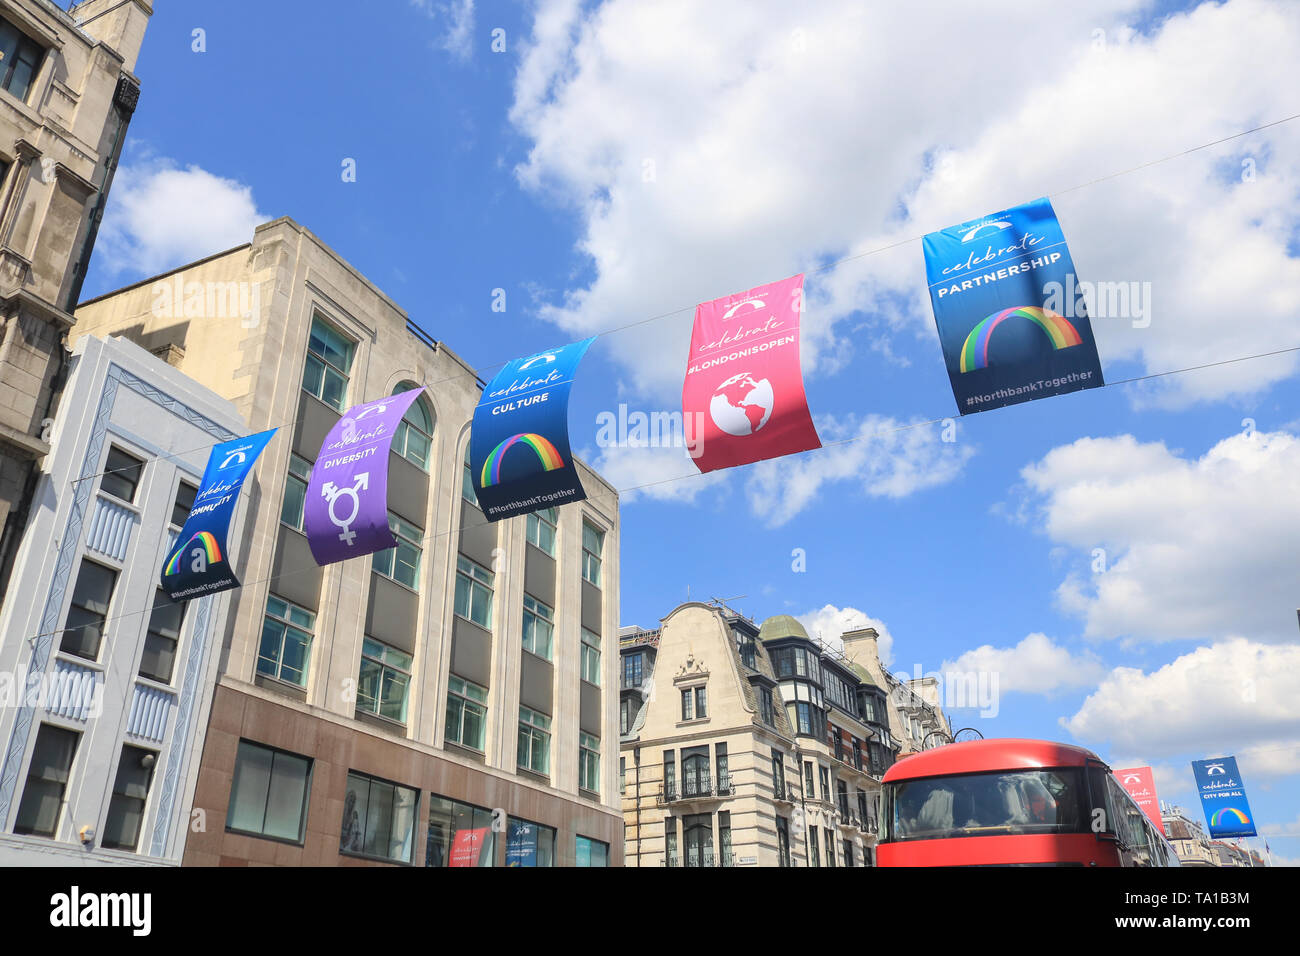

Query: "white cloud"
left=1019, top=429, right=1300, bottom=643
left=796, top=604, right=894, bottom=667
left=580, top=440, right=727, bottom=504
left=509, top=0, right=1300, bottom=407
left=745, top=414, right=975, bottom=526
left=412, top=0, right=476, bottom=61
left=1061, top=638, right=1300, bottom=777
left=941, top=633, right=1105, bottom=695
left=98, top=153, right=265, bottom=279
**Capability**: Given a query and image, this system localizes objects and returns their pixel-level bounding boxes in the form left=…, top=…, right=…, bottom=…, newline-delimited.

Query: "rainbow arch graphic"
left=959, top=306, right=1083, bottom=373
left=165, top=530, right=223, bottom=575
left=1210, top=807, right=1251, bottom=828
left=480, top=433, right=565, bottom=488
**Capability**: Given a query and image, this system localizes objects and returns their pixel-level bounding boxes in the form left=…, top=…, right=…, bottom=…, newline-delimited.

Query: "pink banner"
left=683, top=274, right=821, bottom=473
left=1115, top=766, right=1162, bottom=828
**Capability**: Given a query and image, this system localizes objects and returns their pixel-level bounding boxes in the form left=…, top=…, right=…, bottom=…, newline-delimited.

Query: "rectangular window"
left=623, top=653, right=643, bottom=689
left=820, top=766, right=830, bottom=803
left=837, top=778, right=850, bottom=817
left=454, top=555, right=493, bottom=629
left=357, top=637, right=412, bottom=722
left=665, top=819, right=678, bottom=867
left=140, top=588, right=185, bottom=684
left=100, top=446, right=144, bottom=503
left=257, top=595, right=315, bottom=687
left=60, top=559, right=117, bottom=661
left=771, top=753, right=786, bottom=799
left=804, top=761, right=815, bottom=802
left=824, top=828, right=837, bottom=866
left=14, top=724, right=79, bottom=838
left=579, top=731, right=600, bottom=794
left=279, top=454, right=312, bottom=530
left=844, top=839, right=855, bottom=867
left=680, top=688, right=693, bottom=721
left=580, top=627, right=601, bottom=685
left=0, top=19, right=46, bottom=103
left=372, top=512, right=422, bottom=590
left=758, top=686, right=774, bottom=725
left=809, top=826, right=821, bottom=867
left=620, top=698, right=631, bottom=735
left=576, top=834, right=609, bottom=867
left=776, top=816, right=791, bottom=867
left=581, top=521, right=603, bottom=587
left=461, top=445, right=476, bottom=503
left=718, top=810, right=732, bottom=867
left=427, top=795, right=496, bottom=867
left=340, top=771, right=418, bottom=863
left=619, top=757, right=626, bottom=796
left=506, top=817, right=556, bottom=867
left=226, top=740, right=311, bottom=843
left=444, top=675, right=488, bottom=751
left=101, top=745, right=156, bottom=852
left=302, top=315, right=355, bottom=410
left=694, top=686, right=707, bottom=719
left=170, top=481, right=197, bottom=528
left=522, top=593, right=554, bottom=660
left=715, top=743, right=730, bottom=794
left=663, top=752, right=676, bottom=801
left=526, top=506, right=557, bottom=556
left=517, top=706, right=551, bottom=775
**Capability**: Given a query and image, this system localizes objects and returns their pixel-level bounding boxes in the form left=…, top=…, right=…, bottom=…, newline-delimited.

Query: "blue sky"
left=83, top=0, right=1300, bottom=860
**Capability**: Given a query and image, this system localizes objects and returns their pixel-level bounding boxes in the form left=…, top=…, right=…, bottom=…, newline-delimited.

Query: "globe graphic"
left=709, top=372, right=774, bottom=436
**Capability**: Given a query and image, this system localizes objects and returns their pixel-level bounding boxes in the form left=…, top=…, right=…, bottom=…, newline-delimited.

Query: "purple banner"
left=304, top=388, right=425, bottom=566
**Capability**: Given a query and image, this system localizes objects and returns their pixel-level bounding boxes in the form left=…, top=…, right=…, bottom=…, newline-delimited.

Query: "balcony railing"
left=658, top=773, right=732, bottom=804
left=664, top=850, right=736, bottom=867
left=716, top=773, right=734, bottom=796
left=772, top=781, right=792, bottom=802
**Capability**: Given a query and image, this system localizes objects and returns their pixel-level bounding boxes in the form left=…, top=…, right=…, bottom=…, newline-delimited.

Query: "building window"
left=718, top=810, right=732, bottom=867
left=279, top=454, right=312, bottom=530
left=776, top=816, right=791, bottom=867
left=101, top=745, right=156, bottom=852
left=619, top=698, right=631, bottom=735
left=258, top=595, right=315, bottom=686
left=302, top=314, right=354, bottom=410
left=581, top=521, right=603, bottom=587
left=758, top=686, right=774, bottom=725
left=522, top=594, right=554, bottom=659
left=226, top=740, right=311, bottom=843
left=461, top=445, right=476, bottom=503
left=170, top=481, right=197, bottom=528
left=100, top=446, right=144, bottom=503
left=445, top=675, right=487, bottom=751
left=357, top=637, right=412, bottom=722
left=844, top=839, right=855, bottom=867
left=820, top=766, right=830, bottom=803
left=837, top=778, right=850, bottom=816
left=665, top=819, right=678, bottom=867
left=862, top=694, right=877, bottom=724
left=526, top=506, right=557, bottom=556
left=340, top=771, right=418, bottom=863
left=517, top=706, right=551, bottom=775
left=623, top=653, right=643, bottom=689
left=579, top=732, right=600, bottom=794
left=809, top=826, right=821, bottom=867
left=392, top=383, right=433, bottom=470
left=13, top=724, right=79, bottom=838
left=140, top=588, right=185, bottom=684
left=60, top=559, right=117, bottom=661
left=581, top=627, right=601, bottom=685
left=683, top=812, right=714, bottom=867
left=427, top=796, right=497, bottom=867
left=803, top=761, right=815, bottom=802
left=858, top=790, right=870, bottom=825
left=454, top=555, right=493, bottom=629
left=373, top=512, right=422, bottom=590
left=619, top=758, right=626, bottom=796
left=663, top=752, right=676, bottom=801
left=681, top=746, right=709, bottom=797
left=853, top=737, right=863, bottom=771
left=0, top=20, right=45, bottom=103
left=771, top=753, right=786, bottom=799
left=506, top=817, right=556, bottom=866
left=576, top=835, right=609, bottom=867
left=681, top=685, right=706, bottom=720
left=715, top=743, right=730, bottom=794
left=824, top=828, right=837, bottom=866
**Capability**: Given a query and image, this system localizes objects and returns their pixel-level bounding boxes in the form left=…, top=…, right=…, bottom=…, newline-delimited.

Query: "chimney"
left=840, top=626, right=879, bottom=665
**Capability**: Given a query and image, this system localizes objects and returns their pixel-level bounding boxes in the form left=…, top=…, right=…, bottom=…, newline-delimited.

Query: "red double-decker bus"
left=877, top=738, right=1179, bottom=867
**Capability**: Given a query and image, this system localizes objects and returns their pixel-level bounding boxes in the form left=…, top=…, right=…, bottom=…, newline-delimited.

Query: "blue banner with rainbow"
left=1191, top=756, right=1257, bottom=839
left=160, top=427, right=277, bottom=601
left=470, top=338, right=595, bottom=522
left=923, top=197, right=1104, bottom=415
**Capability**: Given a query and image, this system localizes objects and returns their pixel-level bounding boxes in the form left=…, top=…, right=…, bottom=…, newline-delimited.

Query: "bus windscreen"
left=887, top=769, right=1088, bottom=841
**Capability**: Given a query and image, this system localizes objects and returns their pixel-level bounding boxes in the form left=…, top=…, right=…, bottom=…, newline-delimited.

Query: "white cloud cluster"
left=1020, top=429, right=1300, bottom=643
left=509, top=0, right=1300, bottom=407
left=941, top=633, right=1105, bottom=695
left=97, top=153, right=266, bottom=280
left=796, top=603, right=895, bottom=666
left=1061, top=637, right=1300, bottom=778
left=411, top=0, right=476, bottom=61
left=745, top=414, right=975, bottom=527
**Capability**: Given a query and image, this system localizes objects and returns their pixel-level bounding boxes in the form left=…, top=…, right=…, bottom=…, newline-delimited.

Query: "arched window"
left=392, top=382, right=434, bottom=470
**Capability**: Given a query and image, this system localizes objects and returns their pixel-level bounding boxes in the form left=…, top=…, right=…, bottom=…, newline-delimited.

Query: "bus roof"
left=882, top=739, right=1105, bottom=783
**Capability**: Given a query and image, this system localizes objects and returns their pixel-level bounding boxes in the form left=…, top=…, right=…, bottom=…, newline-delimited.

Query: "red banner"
left=1114, top=766, right=1162, bottom=828
left=683, top=274, right=821, bottom=473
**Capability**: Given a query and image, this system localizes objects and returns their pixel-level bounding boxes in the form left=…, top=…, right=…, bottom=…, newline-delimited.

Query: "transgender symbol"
left=321, top=472, right=370, bottom=545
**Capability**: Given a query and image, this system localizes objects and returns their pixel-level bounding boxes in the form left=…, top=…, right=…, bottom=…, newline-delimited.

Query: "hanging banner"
left=1114, top=766, right=1162, bottom=828
left=470, top=338, right=594, bottom=522
left=683, top=274, right=821, bottom=473
left=922, top=197, right=1104, bottom=415
left=304, top=388, right=425, bottom=566
left=1191, top=756, right=1257, bottom=839
left=160, top=428, right=277, bottom=601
